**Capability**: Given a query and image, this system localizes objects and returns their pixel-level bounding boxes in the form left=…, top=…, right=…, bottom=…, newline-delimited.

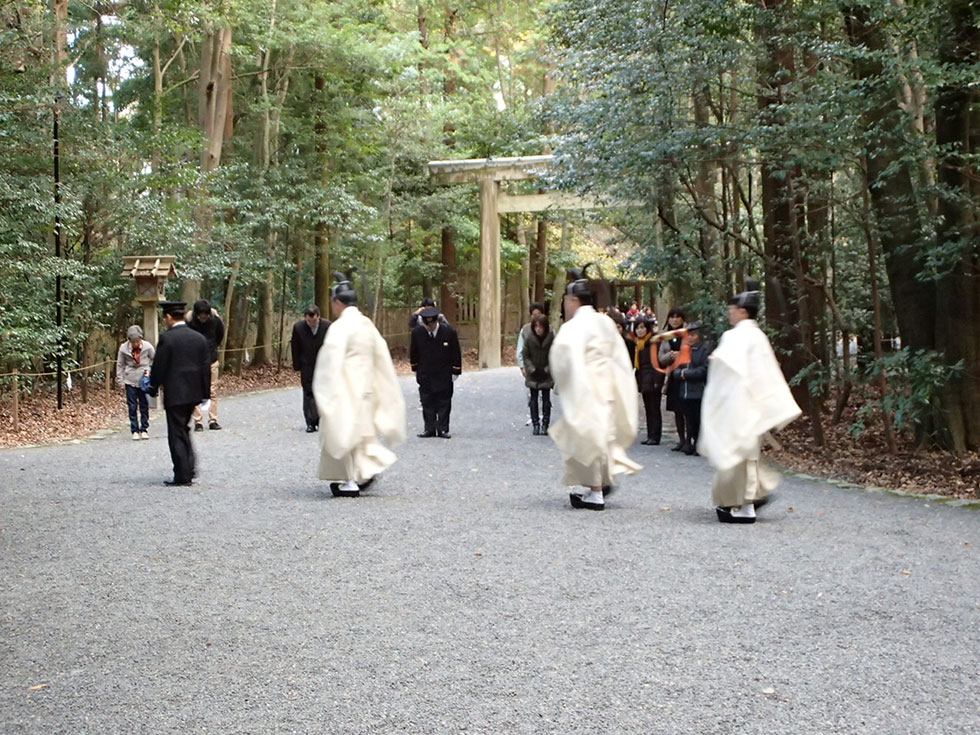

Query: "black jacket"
left=149, top=324, right=211, bottom=408
left=677, top=340, right=713, bottom=401
left=410, top=323, right=462, bottom=388
left=291, top=319, right=329, bottom=384
left=628, top=339, right=665, bottom=394
left=522, top=329, right=554, bottom=390
left=187, top=312, right=225, bottom=363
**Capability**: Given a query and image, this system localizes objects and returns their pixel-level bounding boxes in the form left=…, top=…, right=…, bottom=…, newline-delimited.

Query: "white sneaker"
left=140, top=432, right=149, bottom=440
left=131, top=432, right=140, bottom=441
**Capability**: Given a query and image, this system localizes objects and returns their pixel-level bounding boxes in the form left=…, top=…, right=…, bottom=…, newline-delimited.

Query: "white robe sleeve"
left=698, top=324, right=801, bottom=471
left=313, top=323, right=357, bottom=460
left=371, top=327, right=406, bottom=447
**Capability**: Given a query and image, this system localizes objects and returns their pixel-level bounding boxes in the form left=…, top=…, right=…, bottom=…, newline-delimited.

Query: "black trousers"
left=165, top=403, right=196, bottom=483
left=419, top=381, right=453, bottom=433
left=641, top=390, right=662, bottom=442
left=672, top=411, right=686, bottom=445
left=126, top=384, right=149, bottom=433
left=683, top=398, right=702, bottom=448
left=301, top=378, right=318, bottom=429
left=528, top=388, right=551, bottom=426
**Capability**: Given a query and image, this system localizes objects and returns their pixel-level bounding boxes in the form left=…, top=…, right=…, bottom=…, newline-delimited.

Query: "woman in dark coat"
left=521, top=314, right=554, bottom=435
left=658, top=307, right=687, bottom=451
left=628, top=318, right=665, bottom=445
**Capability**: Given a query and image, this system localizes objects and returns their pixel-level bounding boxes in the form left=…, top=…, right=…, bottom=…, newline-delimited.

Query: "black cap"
left=686, top=321, right=703, bottom=332
left=729, top=278, right=761, bottom=317
left=331, top=275, right=357, bottom=305
left=159, top=301, right=186, bottom=316
left=419, top=306, right=439, bottom=319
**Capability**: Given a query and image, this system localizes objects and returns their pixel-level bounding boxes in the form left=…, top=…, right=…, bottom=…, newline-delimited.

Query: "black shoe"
left=164, top=479, right=193, bottom=487
left=602, top=484, right=615, bottom=497
left=417, top=430, right=436, bottom=438
left=437, top=431, right=452, bottom=439
left=670, top=442, right=685, bottom=451
left=209, top=421, right=222, bottom=430
left=532, top=424, right=541, bottom=436
left=194, top=423, right=204, bottom=432
left=641, top=438, right=660, bottom=445
left=682, top=444, right=697, bottom=455
left=357, top=477, right=376, bottom=491
left=306, top=425, right=317, bottom=433
left=715, top=506, right=756, bottom=524
left=541, top=421, right=549, bottom=434
left=753, top=494, right=774, bottom=510
left=569, top=492, right=604, bottom=511
left=330, top=482, right=360, bottom=498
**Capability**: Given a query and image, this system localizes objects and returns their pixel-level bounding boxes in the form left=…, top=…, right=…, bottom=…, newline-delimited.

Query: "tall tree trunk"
left=861, top=169, right=898, bottom=454
left=534, top=217, right=548, bottom=305
left=185, top=24, right=234, bottom=306
left=313, top=74, right=331, bottom=309
left=253, top=0, right=286, bottom=367
left=440, top=5, right=459, bottom=324
left=842, top=5, right=935, bottom=352
left=756, top=0, right=809, bottom=410
left=934, top=0, right=980, bottom=451
left=517, top=214, right=530, bottom=318
left=692, top=86, right=720, bottom=278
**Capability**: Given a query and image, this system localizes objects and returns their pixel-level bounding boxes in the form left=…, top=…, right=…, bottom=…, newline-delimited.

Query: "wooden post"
left=105, top=357, right=111, bottom=400
left=479, top=176, right=501, bottom=369
left=12, top=369, right=19, bottom=432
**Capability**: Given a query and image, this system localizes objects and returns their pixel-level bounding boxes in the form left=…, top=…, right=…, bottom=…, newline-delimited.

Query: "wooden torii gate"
left=427, top=155, right=606, bottom=369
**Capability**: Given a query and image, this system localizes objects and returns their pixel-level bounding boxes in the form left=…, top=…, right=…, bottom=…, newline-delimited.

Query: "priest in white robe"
left=312, top=278, right=406, bottom=497
left=698, top=286, right=801, bottom=523
left=548, top=272, right=642, bottom=510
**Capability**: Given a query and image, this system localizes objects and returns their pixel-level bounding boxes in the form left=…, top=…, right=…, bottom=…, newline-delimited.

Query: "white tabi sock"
left=340, top=480, right=359, bottom=493
left=731, top=504, right=756, bottom=519
left=586, top=490, right=605, bottom=505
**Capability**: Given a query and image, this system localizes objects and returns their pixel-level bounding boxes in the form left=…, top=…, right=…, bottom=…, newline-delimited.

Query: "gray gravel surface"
left=2, top=367, right=979, bottom=734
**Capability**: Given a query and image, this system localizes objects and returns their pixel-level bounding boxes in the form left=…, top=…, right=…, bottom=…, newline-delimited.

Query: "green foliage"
left=849, top=348, right=964, bottom=441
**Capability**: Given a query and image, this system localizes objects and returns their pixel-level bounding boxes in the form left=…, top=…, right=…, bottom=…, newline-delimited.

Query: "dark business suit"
left=410, top=323, right=462, bottom=434
left=291, top=318, right=329, bottom=429
left=149, top=323, right=211, bottom=483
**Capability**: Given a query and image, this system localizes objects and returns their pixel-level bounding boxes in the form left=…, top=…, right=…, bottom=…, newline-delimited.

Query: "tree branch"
left=160, top=35, right=186, bottom=78
left=163, top=71, right=199, bottom=95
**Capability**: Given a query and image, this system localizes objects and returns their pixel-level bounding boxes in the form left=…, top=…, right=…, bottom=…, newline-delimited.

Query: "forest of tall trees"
left=2, top=0, right=979, bottom=453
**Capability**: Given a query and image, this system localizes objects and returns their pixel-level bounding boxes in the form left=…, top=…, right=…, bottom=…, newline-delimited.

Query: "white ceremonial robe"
left=698, top=319, right=801, bottom=507
left=548, top=305, right=642, bottom=487
left=312, top=306, right=406, bottom=483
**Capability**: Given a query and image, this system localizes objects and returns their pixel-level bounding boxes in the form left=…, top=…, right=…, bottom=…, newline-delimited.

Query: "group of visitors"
left=510, top=277, right=800, bottom=521
left=122, top=272, right=800, bottom=523
left=514, top=300, right=710, bottom=454
left=115, top=300, right=225, bottom=444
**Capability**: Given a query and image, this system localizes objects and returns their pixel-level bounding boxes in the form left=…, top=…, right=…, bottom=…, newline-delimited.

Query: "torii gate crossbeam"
left=427, top=155, right=605, bottom=369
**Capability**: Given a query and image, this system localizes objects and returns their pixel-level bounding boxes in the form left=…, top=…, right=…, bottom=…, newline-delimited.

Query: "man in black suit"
left=149, top=301, right=211, bottom=486
left=410, top=306, right=462, bottom=438
left=291, top=304, right=329, bottom=432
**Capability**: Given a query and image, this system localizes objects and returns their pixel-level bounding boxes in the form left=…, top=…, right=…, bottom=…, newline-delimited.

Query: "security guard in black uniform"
left=149, top=301, right=211, bottom=486
left=410, top=306, right=462, bottom=438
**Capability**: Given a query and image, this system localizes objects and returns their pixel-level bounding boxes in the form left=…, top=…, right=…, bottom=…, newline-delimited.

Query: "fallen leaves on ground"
left=767, top=388, right=979, bottom=500
left=0, top=365, right=300, bottom=449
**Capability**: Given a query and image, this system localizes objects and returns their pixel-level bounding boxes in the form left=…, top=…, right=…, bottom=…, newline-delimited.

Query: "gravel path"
left=2, top=367, right=978, bottom=734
